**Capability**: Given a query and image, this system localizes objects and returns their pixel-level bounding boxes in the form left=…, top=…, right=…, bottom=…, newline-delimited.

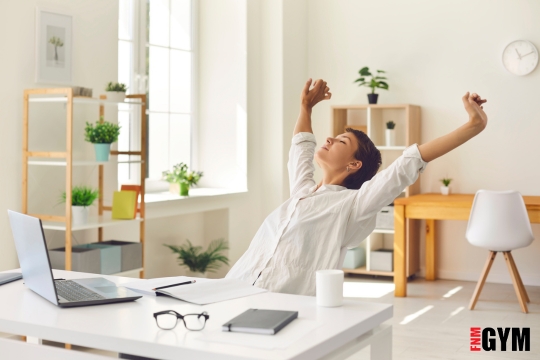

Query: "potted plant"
left=354, top=66, right=389, bottom=104
left=164, top=239, right=229, bottom=278
left=60, top=186, right=99, bottom=225
left=48, top=36, right=64, bottom=64
left=85, top=116, right=121, bottom=161
left=105, top=81, right=128, bottom=102
left=440, top=178, right=452, bottom=195
left=162, top=162, right=203, bottom=196
left=385, top=121, right=396, bottom=146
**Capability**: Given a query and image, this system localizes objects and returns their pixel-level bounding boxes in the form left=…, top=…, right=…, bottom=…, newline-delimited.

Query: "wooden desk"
left=392, top=193, right=540, bottom=297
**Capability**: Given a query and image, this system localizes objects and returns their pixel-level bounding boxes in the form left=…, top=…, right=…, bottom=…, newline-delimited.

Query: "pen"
left=152, top=280, right=196, bottom=291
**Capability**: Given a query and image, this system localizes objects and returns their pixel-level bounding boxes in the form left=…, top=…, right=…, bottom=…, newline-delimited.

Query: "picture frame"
left=35, top=8, right=72, bottom=84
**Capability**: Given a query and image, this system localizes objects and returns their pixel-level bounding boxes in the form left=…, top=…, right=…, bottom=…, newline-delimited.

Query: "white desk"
left=0, top=270, right=392, bottom=359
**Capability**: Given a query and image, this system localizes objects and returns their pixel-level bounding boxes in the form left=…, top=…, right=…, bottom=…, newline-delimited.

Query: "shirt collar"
left=310, top=184, right=347, bottom=193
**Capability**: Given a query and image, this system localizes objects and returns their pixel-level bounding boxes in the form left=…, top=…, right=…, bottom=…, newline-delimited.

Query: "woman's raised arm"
left=293, top=78, right=332, bottom=136
left=418, top=92, right=487, bottom=162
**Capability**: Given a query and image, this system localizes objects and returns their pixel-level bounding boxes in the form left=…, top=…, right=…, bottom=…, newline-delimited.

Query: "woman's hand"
left=294, top=78, right=330, bottom=135
left=417, top=92, right=488, bottom=163
left=301, top=78, right=331, bottom=110
left=462, top=92, right=487, bottom=131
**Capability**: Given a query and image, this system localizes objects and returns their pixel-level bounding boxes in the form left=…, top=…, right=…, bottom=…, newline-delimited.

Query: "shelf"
left=42, top=216, right=143, bottom=231
left=28, top=159, right=143, bottom=166
left=343, top=266, right=394, bottom=276
left=372, top=228, right=395, bottom=234
left=376, top=146, right=406, bottom=151
left=28, top=96, right=144, bottom=106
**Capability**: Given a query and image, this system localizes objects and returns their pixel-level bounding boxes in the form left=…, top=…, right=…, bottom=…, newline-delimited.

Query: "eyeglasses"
left=153, top=310, right=209, bottom=331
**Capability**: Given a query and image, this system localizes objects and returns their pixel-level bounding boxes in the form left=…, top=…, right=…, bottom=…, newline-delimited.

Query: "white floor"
left=1, top=276, right=538, bottom=359
left=344, top=275, right=540, bottom=360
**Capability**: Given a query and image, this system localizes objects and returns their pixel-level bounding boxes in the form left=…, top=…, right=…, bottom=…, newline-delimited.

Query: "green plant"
left=48, top=36, right=64, bottom=61
left=386, top=121, right=396, bottom=130
left=85, top=116, right=121, bottom=144
left=162, top=162, right=203, bottom=186
left=164, top=239, right=229, bottom=274
left=61, top=186, right=99, bottom=207
left=354, top=67, right=389, bottom=94
left=440, top=178, right=452, bottom=187
left=105, top=81, right=128, bottom=92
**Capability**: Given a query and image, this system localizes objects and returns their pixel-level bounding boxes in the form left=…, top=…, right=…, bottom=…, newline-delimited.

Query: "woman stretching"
left=226, top=79, right=487, bottom=296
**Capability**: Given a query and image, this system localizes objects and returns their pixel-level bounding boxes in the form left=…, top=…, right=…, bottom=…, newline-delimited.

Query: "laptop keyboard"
left=55, top=280, right=106, bottom=302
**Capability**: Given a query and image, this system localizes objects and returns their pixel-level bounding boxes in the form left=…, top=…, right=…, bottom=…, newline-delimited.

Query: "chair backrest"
left=466, top=190, right=534, bottom=251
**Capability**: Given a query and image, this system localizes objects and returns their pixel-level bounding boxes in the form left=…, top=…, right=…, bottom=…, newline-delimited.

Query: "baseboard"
left=417, top=269, right=540, bottom=287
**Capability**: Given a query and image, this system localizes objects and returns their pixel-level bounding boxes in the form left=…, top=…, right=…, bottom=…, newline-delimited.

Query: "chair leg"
left=506, top=252, right=530, bottom=303
left=503, top=252, right=528, bottom=314
left=469, top=251, right=497, bottom=310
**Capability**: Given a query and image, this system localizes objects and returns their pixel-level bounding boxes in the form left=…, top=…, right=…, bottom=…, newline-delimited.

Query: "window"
left=118, top=0, right=195, bottom=189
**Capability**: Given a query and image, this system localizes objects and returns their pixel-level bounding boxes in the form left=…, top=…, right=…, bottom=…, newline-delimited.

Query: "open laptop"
left=8, top=210, right=142, bottom=307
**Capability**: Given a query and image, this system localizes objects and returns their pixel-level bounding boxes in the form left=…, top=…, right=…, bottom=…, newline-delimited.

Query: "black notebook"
left=222, top=309, right=298, bottom=335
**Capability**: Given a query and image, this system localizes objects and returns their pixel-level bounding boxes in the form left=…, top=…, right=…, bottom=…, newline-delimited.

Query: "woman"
left=226, top=78, right=487, bottom=296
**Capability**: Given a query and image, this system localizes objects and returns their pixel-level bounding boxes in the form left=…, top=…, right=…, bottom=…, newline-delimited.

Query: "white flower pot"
left=440, top=186, right=450, bottom=195
left=72, top=206, right=89, bottom=225
left=105, top=91, right=126, bottom=103
left=385, top=129, right=396, bottom=147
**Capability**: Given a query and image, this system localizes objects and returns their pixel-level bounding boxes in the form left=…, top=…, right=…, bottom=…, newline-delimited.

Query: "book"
left=122, top=276, right=211, bottom=296
left=222, top=309, right=298, bottom=335
left=121, top=278, right=267, bottom=304
left=112, top=190, right=137, bottom=219
left=155, top=278, right=267, bottom=305
left=120, top=184, right=141, bottom=218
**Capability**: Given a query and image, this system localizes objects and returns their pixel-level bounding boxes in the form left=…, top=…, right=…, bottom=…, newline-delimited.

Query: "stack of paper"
left=122, top=277, right=267, bottom=305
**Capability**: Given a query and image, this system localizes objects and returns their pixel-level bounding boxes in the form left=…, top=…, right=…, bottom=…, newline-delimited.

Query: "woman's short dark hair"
left=342, top=128, right=382, bottom=190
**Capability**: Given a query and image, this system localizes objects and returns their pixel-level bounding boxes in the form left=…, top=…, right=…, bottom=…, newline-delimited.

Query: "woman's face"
left=314, top=132, right=360, bottom=172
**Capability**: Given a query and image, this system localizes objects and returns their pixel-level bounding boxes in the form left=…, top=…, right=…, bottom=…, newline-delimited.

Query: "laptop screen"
left=8, top=211, right=58, bottom=305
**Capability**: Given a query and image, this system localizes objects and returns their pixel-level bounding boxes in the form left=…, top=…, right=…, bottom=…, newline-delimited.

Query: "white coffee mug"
left=316, top=269, right=344, bottom=307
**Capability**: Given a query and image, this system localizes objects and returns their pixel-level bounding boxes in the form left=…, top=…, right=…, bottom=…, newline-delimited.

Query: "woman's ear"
left=350, top=161, right=362, bottom=171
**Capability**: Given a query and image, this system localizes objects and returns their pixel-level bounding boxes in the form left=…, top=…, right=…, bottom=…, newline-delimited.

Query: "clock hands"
left=521, top=51, right=535, bottom=58
left=515, top=48, right=522, bottom=59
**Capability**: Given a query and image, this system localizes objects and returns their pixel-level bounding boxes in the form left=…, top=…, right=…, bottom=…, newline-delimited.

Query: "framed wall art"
left=35, top=8, right=72, bottom=84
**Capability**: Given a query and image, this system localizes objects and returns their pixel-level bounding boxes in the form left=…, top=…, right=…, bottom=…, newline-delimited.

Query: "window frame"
left=119, top=0, right=198, bottom=192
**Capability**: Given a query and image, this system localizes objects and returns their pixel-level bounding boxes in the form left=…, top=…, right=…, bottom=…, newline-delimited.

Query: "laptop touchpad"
left=95, top=286, right=118, bottom=293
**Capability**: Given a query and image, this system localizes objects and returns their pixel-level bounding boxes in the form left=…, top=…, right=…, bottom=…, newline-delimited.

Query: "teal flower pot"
left=94, top=143, right=111, bottom=161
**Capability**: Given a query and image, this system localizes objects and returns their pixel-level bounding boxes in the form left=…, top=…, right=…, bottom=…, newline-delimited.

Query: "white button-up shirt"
left=226, top=132, right=428, bottom=296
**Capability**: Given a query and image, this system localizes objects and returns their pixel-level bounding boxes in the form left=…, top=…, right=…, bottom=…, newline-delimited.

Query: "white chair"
left=465, top=190, right=534, bottom=313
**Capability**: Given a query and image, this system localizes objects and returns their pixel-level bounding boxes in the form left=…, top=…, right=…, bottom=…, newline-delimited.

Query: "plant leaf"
left=359, top=67, right=372, bottom=76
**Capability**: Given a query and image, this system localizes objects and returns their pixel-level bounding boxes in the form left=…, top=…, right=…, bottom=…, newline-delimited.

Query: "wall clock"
left=502, top=40, right=538, bottom=76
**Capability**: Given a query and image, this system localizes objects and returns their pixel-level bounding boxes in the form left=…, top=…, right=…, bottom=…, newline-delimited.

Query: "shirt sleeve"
left=287, top=132, right=317, bottom=197
left=348, top=143, right=428, bottom=225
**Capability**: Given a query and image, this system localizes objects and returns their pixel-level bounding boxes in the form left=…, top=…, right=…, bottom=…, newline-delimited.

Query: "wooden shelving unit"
left=332, top=104, right=421, bottom=278
left=22, top=88, right=147, bottom=278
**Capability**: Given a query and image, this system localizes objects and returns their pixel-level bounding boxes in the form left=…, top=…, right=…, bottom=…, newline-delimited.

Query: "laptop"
left=7, top=210, right=142, bottom=307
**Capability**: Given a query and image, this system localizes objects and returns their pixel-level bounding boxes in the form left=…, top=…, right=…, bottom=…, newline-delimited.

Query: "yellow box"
left=112, top=190, right=137, bottom=219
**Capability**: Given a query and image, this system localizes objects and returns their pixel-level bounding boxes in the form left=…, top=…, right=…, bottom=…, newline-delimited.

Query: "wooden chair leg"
left=503, top=252, right=528, bottom=314
left=469, top=251, right=497, bottom=310
left=506, top=252, right=530, bottom=303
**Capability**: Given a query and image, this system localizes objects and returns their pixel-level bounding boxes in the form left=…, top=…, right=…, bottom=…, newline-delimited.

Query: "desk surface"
left=0, top=270, right=392, bottom=360
left=394, top=193, right=540, bottom=208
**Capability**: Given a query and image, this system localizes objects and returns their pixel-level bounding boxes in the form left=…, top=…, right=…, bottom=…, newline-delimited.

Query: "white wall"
left=0, top=0, right=119, bottom=270
left=306, top=0, right=540, bottom=285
